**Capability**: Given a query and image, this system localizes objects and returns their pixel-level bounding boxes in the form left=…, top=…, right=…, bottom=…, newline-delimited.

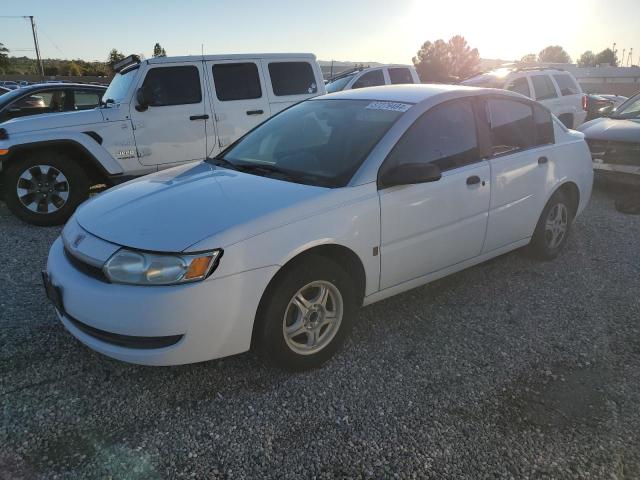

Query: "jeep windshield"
left=213, top=99, right=408, bottom=188
left=102, top=66, right=139, bottom=105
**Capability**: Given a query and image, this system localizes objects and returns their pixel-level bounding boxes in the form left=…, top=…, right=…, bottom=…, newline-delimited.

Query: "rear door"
left=130, top=62, right=207, bottom=166
left=205, top=60, right=271, bottom=152
left=480, top=96, right=556, bottom=252
left=262, top=59, right=321, bottom=115
left=550, top=72, right=585, bottom=127
left=530, top=74, right=560, bottom=113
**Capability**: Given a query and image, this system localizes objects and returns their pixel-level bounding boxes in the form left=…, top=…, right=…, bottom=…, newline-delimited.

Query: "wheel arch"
left=553, top=180, right=580, bottom=217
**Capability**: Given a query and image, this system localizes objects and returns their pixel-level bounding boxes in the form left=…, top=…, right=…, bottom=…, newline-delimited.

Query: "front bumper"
left=46, top=237, right=278, bottom=365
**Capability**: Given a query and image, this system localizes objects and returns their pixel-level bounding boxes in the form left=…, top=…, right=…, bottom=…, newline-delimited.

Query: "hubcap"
left=544, top=202, right=568, bottom=249
left=16, top=165, right=69, bottom=214
left=283, top=280, right=343, bottom=355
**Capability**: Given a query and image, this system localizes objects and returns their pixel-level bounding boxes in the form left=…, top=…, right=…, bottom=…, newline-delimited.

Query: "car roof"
left=23, top=83, right=107, bottom=90
left=317, top=83, right=499, bottom=104
left=147, top=53, right=316, bottom=65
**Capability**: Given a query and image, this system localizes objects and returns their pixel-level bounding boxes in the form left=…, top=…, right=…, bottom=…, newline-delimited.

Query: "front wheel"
left=528, top=190, right=573, bottom=260
left=4, top=151, right=89, bottom=226
left=255, top=256, right=357, bottom=371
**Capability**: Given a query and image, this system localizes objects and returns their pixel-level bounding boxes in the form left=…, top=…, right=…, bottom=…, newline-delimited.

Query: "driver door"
left=379, top=98, right=491, bottom=289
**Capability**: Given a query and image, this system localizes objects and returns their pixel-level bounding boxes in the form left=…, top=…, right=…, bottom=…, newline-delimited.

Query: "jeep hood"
left=75, top=161, right=334, bottom=252
left=578, top=117, right=640, bottom=143
left=3, top=108, right=104, bottom=133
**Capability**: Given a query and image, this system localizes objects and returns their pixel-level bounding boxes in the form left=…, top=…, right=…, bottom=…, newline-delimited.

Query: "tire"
left=255, top=256, right=357, bottom=371
left=528, top=189, right=574, bottom=260
left=4, top=151, right=90, bottom=226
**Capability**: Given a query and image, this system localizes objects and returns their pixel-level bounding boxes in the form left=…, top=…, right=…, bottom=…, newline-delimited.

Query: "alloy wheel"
left=16, top=164, right=70, bottom=214
left=544, top=202, right=568, bottom=249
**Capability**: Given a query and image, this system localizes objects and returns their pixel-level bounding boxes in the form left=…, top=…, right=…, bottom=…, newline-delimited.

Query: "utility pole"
left=28, top=16, right=44, bottom=78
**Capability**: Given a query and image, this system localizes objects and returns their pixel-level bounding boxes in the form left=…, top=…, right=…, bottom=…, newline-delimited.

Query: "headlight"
left=103, top=249, right=222, bottom=285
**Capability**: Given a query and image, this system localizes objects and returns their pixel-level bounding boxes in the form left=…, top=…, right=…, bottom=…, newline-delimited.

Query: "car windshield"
left=326, top=74, right=356, bottom=93
left=215, top=99, right=409, bottom=187
left=102, top=66, right=139, bottom=104
left=611, top=92, right=640, bottom=119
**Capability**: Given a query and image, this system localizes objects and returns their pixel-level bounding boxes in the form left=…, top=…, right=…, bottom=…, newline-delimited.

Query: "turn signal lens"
left=185, top=255, right=216, bottom=280
left=0, top=149, right=9, bottom=156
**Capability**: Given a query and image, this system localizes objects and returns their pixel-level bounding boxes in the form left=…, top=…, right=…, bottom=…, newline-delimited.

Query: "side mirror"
left=135, top=87, right=151, bottom=112
left=378, top=162, right=442, bottom=189
left=598, top=105, right=614, bottom=117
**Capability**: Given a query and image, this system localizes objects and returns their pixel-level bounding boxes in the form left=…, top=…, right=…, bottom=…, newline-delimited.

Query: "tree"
left=0, top=43, right=9, bottom=68
left=594, top=48, right=618, bottom=67
left=538, top=45, right=571, bottom=63
left=107, top=48, right=125, bottom=71
left=520, top=53, right=537, bottom=63
left=68, top=62, right=82, bottom=76
left=413, top=35, right=480, bottom=83
left=153, top=43, right=167, bottom=57
left=577, top=50, right=596, bottom=67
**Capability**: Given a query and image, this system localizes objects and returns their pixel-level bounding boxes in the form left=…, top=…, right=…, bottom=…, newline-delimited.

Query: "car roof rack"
left=114, top=54, right=141, bottom=73
left=513, top=66, right=565, bottom=73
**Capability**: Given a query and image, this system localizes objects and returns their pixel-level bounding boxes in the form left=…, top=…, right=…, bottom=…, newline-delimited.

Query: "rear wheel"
left=4, top=151, right=89, bottom=226
left=528, top=190, right=573, bottom=260
left=255, top=256, right=357, bottom=371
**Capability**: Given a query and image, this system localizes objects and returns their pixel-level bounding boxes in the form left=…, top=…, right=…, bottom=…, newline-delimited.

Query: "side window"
left=530, top=75, right=558, bottom=100
left=486, top=98, right=535, bottom=155
left=212, top=63, right=262, bottom=101
left=141, top=66, right=201, bottom=106
left=385, top=99, right=479, bottom=172
left=352, top=70, right=385, bottom=89
left=268, top=62, right=318, bottom=96
left=388, top=68, right=414, bottom=85
left=505, top=77, right=531, bottom=98
left=73, top=90, right=101, bottom=110
left=534, top=104, right=554, bottom=145
left=552, top=74, right=580, bottom=96
left=5, top=90, right=67, bottom=120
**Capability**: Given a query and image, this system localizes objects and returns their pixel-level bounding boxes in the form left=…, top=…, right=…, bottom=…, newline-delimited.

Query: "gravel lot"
left=1, top=184, right=639, bottom=479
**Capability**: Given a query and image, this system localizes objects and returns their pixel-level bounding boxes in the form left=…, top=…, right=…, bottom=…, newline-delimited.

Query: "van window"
left=141, top=66, right=202, bottom=106
left=505, top=77, right=531, bottom=98
left=352, top=70, right=385, bottom=89
left=212, top=63, right=262, bottom=101
left=552, top=73, right=580, bottom=96
left=530, top=75, right=558, bottom=100
left=388, top=68, right=414, bottom=84
left=487, top=98, right=535, bottom=155
left=268, top=62, right=318, bottom=96
left=385, top=99, right=479, bottom=172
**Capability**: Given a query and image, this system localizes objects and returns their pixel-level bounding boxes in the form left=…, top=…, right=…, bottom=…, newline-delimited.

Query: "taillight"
left=582, top=95, right=588, bottom=111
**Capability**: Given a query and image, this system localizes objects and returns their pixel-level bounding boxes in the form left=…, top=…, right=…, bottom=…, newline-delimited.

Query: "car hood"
left=2, top=108, right=104, bottom=132
left=75, top=161, right=332, bottom=252
left=578, top=117, right=640, bottom=143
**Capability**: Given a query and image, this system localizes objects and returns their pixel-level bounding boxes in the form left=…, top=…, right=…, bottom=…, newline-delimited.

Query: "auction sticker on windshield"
left=366, top=101, right=412, bottom=112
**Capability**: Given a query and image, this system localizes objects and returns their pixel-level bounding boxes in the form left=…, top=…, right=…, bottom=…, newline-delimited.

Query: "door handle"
left=246, top=109, right=264, bottom=116
left=466, top=175, right=481, bottom=185
left=189, top=114, right=209, bottom=121
left=538, top=156, right=548, bottom=165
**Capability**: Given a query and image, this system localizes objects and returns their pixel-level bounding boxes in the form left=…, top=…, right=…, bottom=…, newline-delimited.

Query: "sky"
left=2, top=0, right=639, bottom=65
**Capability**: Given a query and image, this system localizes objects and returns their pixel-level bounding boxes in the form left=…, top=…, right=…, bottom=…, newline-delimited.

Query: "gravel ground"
left=1, top=184, right=640, bottom=479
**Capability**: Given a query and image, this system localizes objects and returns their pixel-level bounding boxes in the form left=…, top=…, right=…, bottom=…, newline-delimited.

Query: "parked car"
left=326, top=65, right=420, bottom=93
left=461, top=67, right=587, bottom=129
left=584, top=93, right=615, bottom=121
left=0, top=86, right=9, bottom=96
left=0, top=53, right=326, bottom=226
left=579, top=91, right=640, bottom=184
left=43, top=84, right=593, bottom=370
left=0, top=81, right=19, bottom=90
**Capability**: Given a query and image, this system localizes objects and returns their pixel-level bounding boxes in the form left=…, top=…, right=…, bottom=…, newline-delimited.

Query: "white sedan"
left=44, top=85, right=593, bottom=370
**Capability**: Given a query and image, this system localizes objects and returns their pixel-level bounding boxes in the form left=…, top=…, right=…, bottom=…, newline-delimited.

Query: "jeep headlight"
left=103, top=249, right=222, bottom=285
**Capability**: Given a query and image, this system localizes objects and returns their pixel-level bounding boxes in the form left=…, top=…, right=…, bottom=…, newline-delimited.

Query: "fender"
left=0, top=131, right=124, bottom=176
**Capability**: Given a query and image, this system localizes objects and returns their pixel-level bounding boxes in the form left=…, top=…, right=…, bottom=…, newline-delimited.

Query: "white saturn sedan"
left=44, top=85, right=593, bottom=370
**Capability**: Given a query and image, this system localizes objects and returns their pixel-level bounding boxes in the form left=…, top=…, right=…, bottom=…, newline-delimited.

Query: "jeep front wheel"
left=4, top=151, right=89, bottom=226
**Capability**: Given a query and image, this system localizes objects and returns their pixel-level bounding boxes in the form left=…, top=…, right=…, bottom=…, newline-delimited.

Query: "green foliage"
left=107, top=49, right=125, bottom=72
left=1, top=49, right=111, bottom=77
left=577, top=51, right=596, bottom=67
left=0, top=42, right=9, bottom=68
left=594, top=48, right=618, bottom=67
left=538, top=45, right=571, bottom=63
left=413, top=35, right=479, bottom=83
left=153, top=43, right=167, bottom=57
left=521, top=53, right=537, bottom=63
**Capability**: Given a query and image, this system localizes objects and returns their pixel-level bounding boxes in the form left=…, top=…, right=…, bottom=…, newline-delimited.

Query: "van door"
left=205, top=60, right=271, bottom=152
left=130, top=62, right=208, bottom=166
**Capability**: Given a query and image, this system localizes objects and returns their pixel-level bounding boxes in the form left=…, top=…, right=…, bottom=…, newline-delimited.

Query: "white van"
left=326, top=65, right=420, bottom=93
left=0, top=53, right=326, bottom=225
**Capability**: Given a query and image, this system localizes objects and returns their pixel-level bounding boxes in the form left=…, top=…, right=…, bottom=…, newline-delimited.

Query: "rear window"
left=212, top=63, right=262, bottom=101
left=141, top=66, right=202, bottom=106
left=352, top=70, right=385, bottom=89
left=388, top=68, right=414, bottom=85
left=531, top=75, right=558, bottom=101
left=552, top=73, right=580, bottom=96
left=268, top=62, right=318, bottom=96
left=487, top=98, right=535, bottom=155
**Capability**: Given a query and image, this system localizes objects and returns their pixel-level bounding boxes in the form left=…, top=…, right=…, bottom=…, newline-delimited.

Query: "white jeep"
left=0, top=53, right=325, bottom=225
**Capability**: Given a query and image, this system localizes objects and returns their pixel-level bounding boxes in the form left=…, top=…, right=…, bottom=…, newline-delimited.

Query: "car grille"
left=64, top=247, right=109, bottom=282
left=587, top=139, right=640, bottom=167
